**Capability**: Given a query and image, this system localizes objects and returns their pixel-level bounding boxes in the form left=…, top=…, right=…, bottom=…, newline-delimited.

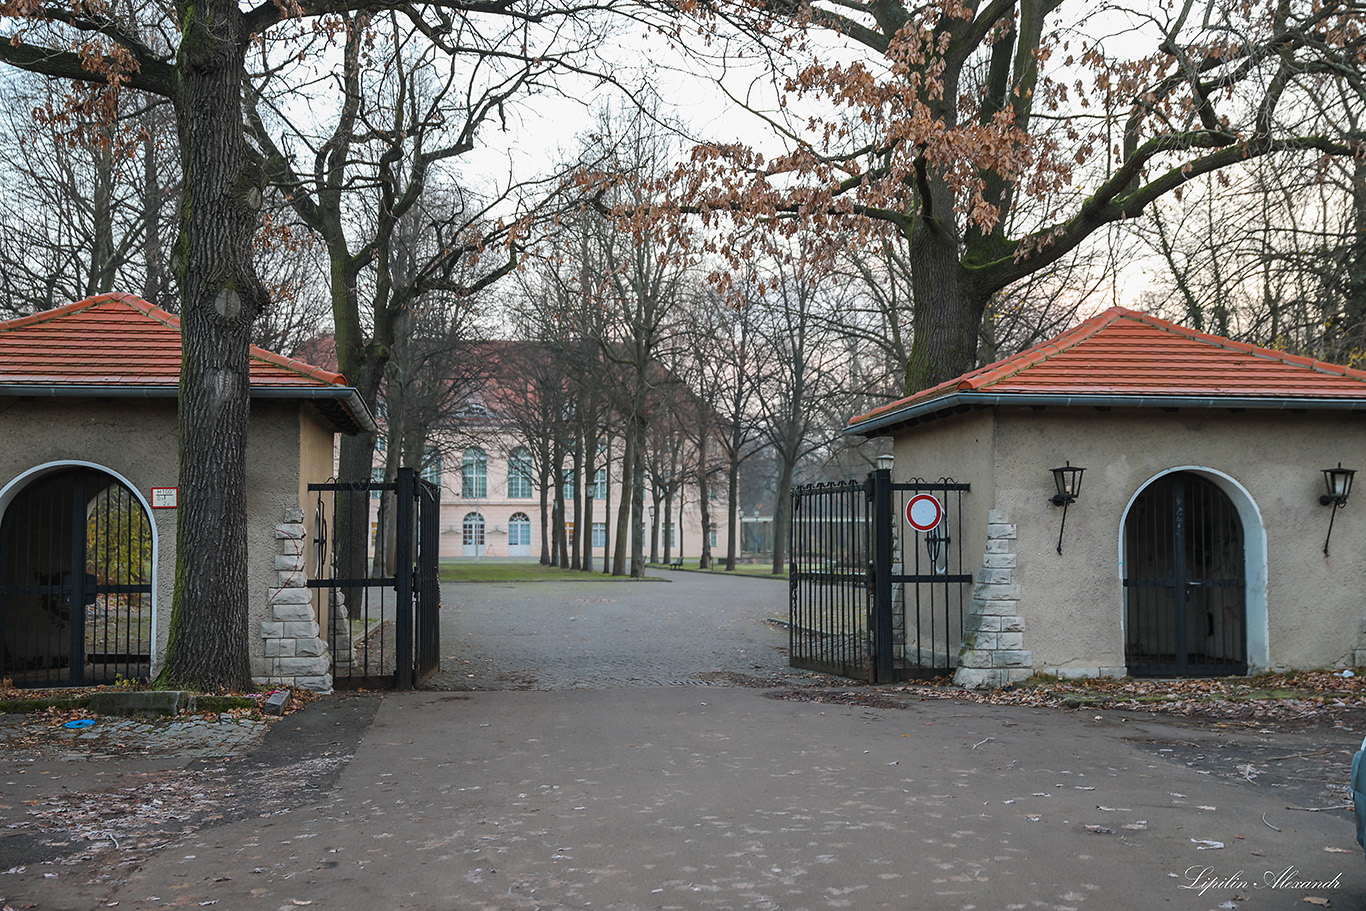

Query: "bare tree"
left=673, top=0, right=1366, bottom=393
left=753, top=242, right=849, bottom=574
left=0, top=72, right=177, bottom=316
left=0, top=0, right=657, bottom=689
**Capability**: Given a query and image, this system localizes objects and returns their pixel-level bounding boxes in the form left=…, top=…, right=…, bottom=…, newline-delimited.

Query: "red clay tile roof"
left=0, top=292, right=348, bottom=388
left=849, top=307, right=1366, bottom=432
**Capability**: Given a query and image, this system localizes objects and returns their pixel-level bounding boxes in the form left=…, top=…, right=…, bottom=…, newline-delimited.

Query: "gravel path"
left=429, top=570, right=812, bottom=690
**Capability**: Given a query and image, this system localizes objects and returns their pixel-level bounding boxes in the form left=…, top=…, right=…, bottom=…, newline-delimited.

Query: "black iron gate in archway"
left=0, top=467, right=154, bottom=688
left=789, top=469, right=971, bottom=683
left=309, top=467, right=440, bottom=689
left=1124, top=472, right=1247, bottom=676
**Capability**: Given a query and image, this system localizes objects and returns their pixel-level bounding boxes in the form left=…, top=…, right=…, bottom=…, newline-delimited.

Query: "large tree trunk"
left=630, top=436, right=646, bottom=578
left=142, top=130, right=166, bottom=304
left=725, top=454, right=739, bottom=572
left=652, top=490, right=664, bottom=566
left=332, top=322, right=384, bottom=617
left=580, top=433, right=595, bottom=573
left=601, top=432, right=612, bottom=573
left=90, top=140, right=116, bottom=295
left=569, top=435, right=582, bottom=570
left=552, top=438, right=568, bottom=568
left=904, top=212, right=984, bottom=394
left=612, top=426, right=635, bottom=576
left=158, top=0, right=266, bottom=691
left=770, top=458, right=794, bottom=577
left=697, top=464, right=712, bottom=571
left=538, top=455, right=552, bottom=565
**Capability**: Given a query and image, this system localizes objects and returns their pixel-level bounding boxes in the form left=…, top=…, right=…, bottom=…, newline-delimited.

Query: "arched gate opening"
left=1124, top=471, right=1248, bottom=676
left=1, top=466, right=154, bottom=687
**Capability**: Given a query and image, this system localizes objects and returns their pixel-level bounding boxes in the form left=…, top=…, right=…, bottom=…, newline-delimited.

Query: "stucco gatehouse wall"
left=0, top=294, right=375, bottom=693
left=850, top=307, right=1366, bottom=685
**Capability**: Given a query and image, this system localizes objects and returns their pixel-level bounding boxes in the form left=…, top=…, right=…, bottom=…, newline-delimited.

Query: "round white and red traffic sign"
left=905, top=494, right=943, bottom=532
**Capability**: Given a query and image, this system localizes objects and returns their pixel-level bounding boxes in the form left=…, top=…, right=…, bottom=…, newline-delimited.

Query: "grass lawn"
left=439, top=562, right=656, bottom=583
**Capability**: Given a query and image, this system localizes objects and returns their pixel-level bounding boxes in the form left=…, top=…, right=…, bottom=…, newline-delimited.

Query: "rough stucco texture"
left=891, top=406, right=1366, bottom=675
left=0, top=397, right=322, bottom=678
left=995, top=408, right=1366, bottom=672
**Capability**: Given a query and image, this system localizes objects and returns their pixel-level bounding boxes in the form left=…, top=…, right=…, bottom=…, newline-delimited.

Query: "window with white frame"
left=462, top=448, right=487, bottom=498
left=592, top=522, right=606, bottom=547
left=508, top=512, right=532, bottom=547
left=462, top=512, right=486, bottom=546
left=592, top=468, right=607, bottom=500
left=508, top=447, right=533, bottom=499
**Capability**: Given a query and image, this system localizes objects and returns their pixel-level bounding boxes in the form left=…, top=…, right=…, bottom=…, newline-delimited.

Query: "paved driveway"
left=430, top=570, right=805, bottom=690
left=7, top=570, right=1366, bottom=910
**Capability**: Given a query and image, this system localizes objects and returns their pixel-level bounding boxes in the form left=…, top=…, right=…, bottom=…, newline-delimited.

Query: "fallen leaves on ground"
left=765, top=669, right=1366, bottom=724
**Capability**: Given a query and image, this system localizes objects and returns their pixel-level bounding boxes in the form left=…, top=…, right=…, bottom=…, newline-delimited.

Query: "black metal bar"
left=67, top=474, right=86, bottom=686
left=309, top=481, right=399, bottom=493
left=394, top=468, right=415, bottom=690
left=869, top=471, right=889, bottom=682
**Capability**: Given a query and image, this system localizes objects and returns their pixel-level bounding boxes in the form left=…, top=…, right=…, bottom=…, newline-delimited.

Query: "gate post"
left=871, top=467, right=894, bottom=683
left=394, top=467, right=415, bottom=690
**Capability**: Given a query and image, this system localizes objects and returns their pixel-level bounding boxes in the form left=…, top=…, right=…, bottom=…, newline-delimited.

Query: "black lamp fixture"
left=1049, top=461, right=1085, bottom=554
left=1320, top=462, right=1356, bottom=555
left=925, top=527, right=949, bottom=572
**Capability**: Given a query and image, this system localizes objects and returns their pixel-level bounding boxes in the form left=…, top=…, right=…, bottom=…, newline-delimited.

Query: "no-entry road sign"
left=905, top=493, right=943, bottom=533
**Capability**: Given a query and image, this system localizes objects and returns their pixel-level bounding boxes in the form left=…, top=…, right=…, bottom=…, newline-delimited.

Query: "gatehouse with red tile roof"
left=847, top=307, right=1366, bottom=685
left=0, top=293, right=375, bottom=693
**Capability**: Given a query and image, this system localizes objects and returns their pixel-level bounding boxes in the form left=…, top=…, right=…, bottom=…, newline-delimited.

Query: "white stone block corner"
left=257, top=508, right=333, bottom=694
left=955, top=507, right=1032, bottom=690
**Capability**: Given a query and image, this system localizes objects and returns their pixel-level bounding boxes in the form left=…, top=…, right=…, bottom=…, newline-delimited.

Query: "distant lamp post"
left=1319, top=462, right=1356, bottom=555
left=1049, top=461, right=1085, bottom=555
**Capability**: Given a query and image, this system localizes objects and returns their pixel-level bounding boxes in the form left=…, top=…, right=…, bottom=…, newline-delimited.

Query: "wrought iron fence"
left=309, top=468, right=440, bottom=689
left=789, top=470, right=970, bottom=683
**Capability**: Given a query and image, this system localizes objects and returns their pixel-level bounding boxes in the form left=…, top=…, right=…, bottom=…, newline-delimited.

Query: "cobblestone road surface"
left=429, top=570, right=806, bottom=690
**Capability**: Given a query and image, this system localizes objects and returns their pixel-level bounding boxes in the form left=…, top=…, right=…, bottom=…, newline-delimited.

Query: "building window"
left=592, top=522, right=606, bottom=548
left=371, top=467, right=385, bottom=499
left=592, top=468, right=607, bottom=500
left=462, top=448, right=487, bottom=498
left=709, top=528, right=718, bottom=548
left=562, top=470, right=575, bottom=501
left=508, top=446, right=533, bottom=499
left=422, top=447, right=443, bottom=488
left=508, top=512, right=531, bottom=547
left=665, top=522, right=676, bottom=548
left=462, top=512, right=485, bottom=546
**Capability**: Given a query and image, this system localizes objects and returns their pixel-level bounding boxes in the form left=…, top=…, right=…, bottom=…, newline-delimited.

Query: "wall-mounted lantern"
left=1320, top=462, right=1355, bottom=555
left=1049, top=461, right=1085, bottom=554
left=926, top=527, right=948, bottom=572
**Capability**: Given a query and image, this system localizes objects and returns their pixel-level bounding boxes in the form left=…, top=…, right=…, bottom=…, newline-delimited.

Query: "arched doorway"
left=507, top=512, right=531, bottom=557
left=1, top=466, right=154, bottom=687
left=462, top=511, right=486, bottom=557
left=1123, top=471, right=1248, bottom=676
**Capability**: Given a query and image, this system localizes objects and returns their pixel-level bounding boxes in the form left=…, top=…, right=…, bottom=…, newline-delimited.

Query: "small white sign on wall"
left=151, top=487, right=178, bottom=509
